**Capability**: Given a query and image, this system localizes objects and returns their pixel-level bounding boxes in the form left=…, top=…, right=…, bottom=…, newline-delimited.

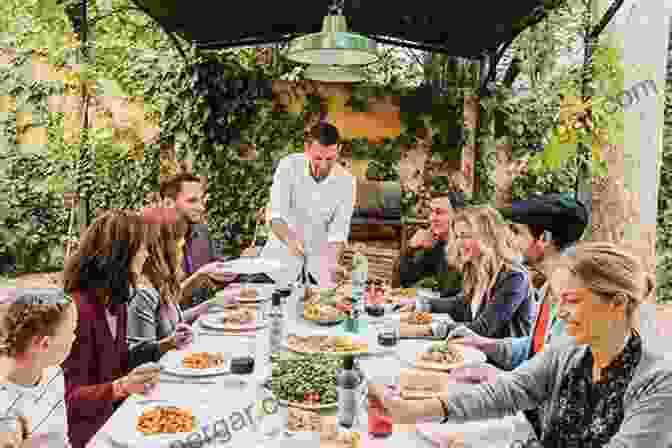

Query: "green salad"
left=269, top=353, right=341, bottom=405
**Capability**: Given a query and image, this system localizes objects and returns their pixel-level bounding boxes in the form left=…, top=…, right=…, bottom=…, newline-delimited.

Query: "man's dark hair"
left=160, top=173, right=202, bottom=200
left=305, top=123, right=340, bottom=146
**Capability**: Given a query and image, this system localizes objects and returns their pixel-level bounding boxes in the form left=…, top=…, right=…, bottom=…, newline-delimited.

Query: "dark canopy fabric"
left=132, top=0, right=550, bottom=58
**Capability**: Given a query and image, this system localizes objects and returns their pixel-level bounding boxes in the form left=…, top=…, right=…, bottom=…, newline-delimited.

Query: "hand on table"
left=409, top=229, right=433, bottom=249
left=173, top=323, right=195, bottom=349
left=446, top=325, right=497, bottom=353
left=197, top=262, right=237, bottom=285
left=367, top=383, right=418, bottom=425
left=0, top=415, right=29, bottom=448
left=240, top=246, right=260, bottom=257
left=116, top=362, right=162, bottom=396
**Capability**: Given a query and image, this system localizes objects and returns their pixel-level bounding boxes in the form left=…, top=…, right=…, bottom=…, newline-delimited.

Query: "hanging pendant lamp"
left=303, top=64, right=366, bottom=82
left=285, top=2, right=379, bottom=66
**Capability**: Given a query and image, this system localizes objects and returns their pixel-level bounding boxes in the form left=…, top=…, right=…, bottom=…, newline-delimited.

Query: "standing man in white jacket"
left=261, top=123, right=355, bottom=288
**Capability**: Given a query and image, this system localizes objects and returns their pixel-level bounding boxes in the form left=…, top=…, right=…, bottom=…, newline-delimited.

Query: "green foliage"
left=155, top=50, right=305, bottom=252
left=511, top=156, right=578, bottom=200
left=657, top=87, right=672, bottom=302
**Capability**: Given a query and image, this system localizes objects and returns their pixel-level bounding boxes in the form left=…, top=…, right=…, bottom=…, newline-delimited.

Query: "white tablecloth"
left=90, top=285, right=533, bottom=448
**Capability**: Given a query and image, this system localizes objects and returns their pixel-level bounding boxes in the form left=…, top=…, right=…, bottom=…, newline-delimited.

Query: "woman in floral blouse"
left=369, top=242, right=671, bottom=448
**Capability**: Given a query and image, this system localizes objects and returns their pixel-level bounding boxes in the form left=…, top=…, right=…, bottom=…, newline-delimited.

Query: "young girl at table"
left=0, top=289, right=77, bottom=447
left=61, top=210, right=165, bottom=448
left=127, top=207, right=237, bottom=355
left=402, top=206, right=533, bottom=341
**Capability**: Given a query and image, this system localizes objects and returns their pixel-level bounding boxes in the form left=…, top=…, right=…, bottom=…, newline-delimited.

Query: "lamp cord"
left=328, top=0, right=344, bottom=15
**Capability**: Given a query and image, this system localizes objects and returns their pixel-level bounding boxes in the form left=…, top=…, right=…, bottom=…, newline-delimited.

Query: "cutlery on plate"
left=103, top=434, right=132, bottom=448
left=198, top=330, right=257, bottom=337
left=159, top=378, right=217, bottom=384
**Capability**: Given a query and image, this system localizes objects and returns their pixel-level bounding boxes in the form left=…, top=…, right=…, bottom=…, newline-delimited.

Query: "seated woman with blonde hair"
left=402, top=206, right=533, bottom=341
left=369, top=242, right=669, bottom=447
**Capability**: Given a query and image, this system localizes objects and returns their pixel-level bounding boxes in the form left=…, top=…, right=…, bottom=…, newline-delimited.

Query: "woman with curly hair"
left=61, top=210, right=165, bottom=448
left=402, top=206, right=533, bottom=341
left=0, top=288, right=77, bottom=447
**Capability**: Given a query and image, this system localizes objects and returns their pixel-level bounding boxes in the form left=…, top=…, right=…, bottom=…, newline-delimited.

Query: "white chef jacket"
left=261, top=153, right=355, bottom=286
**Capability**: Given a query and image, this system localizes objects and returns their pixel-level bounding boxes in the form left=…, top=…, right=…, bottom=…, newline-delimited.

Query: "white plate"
left=416, top=417, right=516, bottom=448
left=218, top=258, right=287, bottom=275
left=161, top=351, right=230, bottom=377
left=398, top=340, right=487, bottom=370
left=201, top=312, right=267, bottom=331
left=107, top=400, right=211, bottom=447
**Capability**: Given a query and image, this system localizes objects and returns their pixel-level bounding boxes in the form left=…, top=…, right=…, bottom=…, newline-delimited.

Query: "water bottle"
left=336, top=355, right=362, bottom=428
left=268, top=292, right=284, bottom=357
left=348, top=249, right=368, bottom=332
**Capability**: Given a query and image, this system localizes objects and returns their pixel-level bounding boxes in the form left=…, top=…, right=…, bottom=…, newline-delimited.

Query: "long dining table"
left=89, top=282, right=534, bottom=448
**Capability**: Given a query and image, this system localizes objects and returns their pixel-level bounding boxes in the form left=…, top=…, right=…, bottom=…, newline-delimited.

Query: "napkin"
left=416, top=423, right=463, bottom=448
left=417, top=417, right=516, bottom=448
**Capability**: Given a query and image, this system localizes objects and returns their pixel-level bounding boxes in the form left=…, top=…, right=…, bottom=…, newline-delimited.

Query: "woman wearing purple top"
left=61, top=211, right=164, bottom=448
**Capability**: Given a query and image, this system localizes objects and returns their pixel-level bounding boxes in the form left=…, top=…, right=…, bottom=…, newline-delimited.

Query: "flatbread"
left=414, top=344, right=467, bottom=371
left=285, top=335, right=369, bottom=355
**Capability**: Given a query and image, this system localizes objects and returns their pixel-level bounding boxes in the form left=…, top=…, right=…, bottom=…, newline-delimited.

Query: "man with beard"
left=260, top=123, right=354, bottom=287
left=398, top=194, right=466, bottom=295
left=160, top=173, right=237, bottom=307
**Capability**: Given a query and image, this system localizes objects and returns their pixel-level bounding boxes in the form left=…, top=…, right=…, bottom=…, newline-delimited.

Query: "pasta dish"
left=181, top=352, right=225, bottom=369
left=136, top=406, right=195, bottom=434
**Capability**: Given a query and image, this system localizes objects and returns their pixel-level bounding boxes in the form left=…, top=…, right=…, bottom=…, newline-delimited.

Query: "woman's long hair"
left=63, top=210, right=154, bottom=306
left=140, top=207, right=187, bottom=305
left=452, top=206, right=522, bottom=304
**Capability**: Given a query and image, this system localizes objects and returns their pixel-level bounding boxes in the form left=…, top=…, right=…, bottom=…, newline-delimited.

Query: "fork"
left=102, top=434, right=132, bottom=448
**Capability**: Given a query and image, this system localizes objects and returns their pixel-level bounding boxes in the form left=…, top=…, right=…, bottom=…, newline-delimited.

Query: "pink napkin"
left=399, top=297, right=416, bottom=305
left=416, top=423, right=455, bottom=448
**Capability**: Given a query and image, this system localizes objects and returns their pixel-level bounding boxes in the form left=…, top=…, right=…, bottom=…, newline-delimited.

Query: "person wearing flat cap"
left=445, top=192, right=589, bottom=438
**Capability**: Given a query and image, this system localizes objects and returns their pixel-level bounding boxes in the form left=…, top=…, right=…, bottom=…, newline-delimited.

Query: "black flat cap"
left=499, top=193, right=589, bottom=247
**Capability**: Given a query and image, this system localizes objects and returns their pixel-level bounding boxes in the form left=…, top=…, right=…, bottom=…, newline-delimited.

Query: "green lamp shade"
left=303, top=64, right=366, bottom=82
left=285, top=15, right=379, bottom=66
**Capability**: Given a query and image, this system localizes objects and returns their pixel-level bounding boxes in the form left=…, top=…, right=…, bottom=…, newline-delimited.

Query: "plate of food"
left=399, top=368, right=451, bottom=399
left=403, top=311, right=433, bottom=325
left=237, top=286, right=271, bottom=303
left=106, top=400, right=209, bottom=446
left=286, top=410, right=362, bottom=447
left=200, top=309, right=265, bottom=330
left=412, top=341, right=486, bottom=371
left=303, top=303, right=347, bottom=325
left=161, top=351, right=229, bottom=377
left=284, top=334, right=369, bottom=356
left=265, top=352, right=342, bottom=410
